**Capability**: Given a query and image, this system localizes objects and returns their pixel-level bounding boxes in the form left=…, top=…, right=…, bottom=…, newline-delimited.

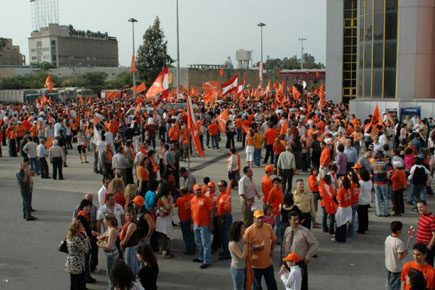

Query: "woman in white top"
left=228, top=221, right=249, bottom=290
left=357, top=168, right=372, bottom=234
left=97, top=212, right=119, bottom=290
left=74, top=130, right=88, bottom=163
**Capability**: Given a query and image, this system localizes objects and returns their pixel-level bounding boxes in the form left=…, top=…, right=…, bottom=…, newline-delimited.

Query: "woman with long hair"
left=124, top=184, right=138, bottom=211
left=97, top=212, right=119, bottom=290
left=136, top=242, right=159, bottom=290
left=228, top=221, right=249, bottom=290
left=334, top=176, right=352, bottom=243
left=120, top=208, right=140, bottom=274
left=65, top=219, right=89, bottom=290
left=245, top=129, right=255, bottom=168
left=155, top=181, right=174, bottom=258
left=110, top=260, right=144, bottom=290
left=357, top=168, right=372, bottom=234
left=347, top=169, right=360, bottom=238
left=108, top=178, right=126, bottom=208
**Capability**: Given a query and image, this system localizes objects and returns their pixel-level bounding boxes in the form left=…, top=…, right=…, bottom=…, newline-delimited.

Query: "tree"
left=0, top=37, right=8, bottom=49
left=31, top=61, right=56, bottom=70
left=106, top=71, right=133, bottom=89
left=136, top=17, right=173, bottom=86
left=262, top=54, right=325, bottom=71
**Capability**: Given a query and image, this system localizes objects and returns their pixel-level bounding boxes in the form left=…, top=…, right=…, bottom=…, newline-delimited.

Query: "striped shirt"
left=371, top=160, right=389, bottom=185
left=417, top=213, right=435, bottom=245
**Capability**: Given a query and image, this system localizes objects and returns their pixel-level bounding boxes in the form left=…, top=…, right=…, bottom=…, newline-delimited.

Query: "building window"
left=342, top=0, right=358, bottom=102
left=357, top=0, right=398, bottom=99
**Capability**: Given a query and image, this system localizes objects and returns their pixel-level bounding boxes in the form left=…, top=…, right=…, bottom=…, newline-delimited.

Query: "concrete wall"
left=397, top=0, right=435, bottom=100
left=325, top=0, right=343, bottom=104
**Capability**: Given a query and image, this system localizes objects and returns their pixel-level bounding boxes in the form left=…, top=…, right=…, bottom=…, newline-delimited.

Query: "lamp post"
left=128, top=17, right=138, bottom=95
left=176, top=0, right=180, bottom=95
left=257, top=22, right=266, bottom=84
left=298, top=37, right=307, bottom=70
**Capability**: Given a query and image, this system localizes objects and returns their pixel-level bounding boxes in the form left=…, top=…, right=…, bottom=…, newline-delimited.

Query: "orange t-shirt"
left=15, top=125, right=26, bottom=138
left=22, top=120, right=31, bottom=132
left=264, top=128, right=278, bottom=145
left=320, top=147, right=331, bottom=168
left=136, top=166, right=149, bottom=181
left=246, top=135, right=254, bottom=146
left=261, top=175, right=273, bottom=204
left=267, top=187, right=284, bottom=216
left=216, top=191, right=232, bottom=216
left=190, top=195, right=213, bottom=226
left=235, top=118, right=242, bottom=129
left=308, top=175, right=319, bottom=193
left=175, top=194, right=194, bottom=221
left=243, top=224, right=276, bottom=269
left=350, top=183, right=360, bottom=205
left=401, top=262, right=435, bottom=290
left=208, top=124, right=219, bottom=135
left=273, top=141, right=284, bottom=154
left=337, top=188, right=352, bottom=207
left=30, top=126, right=38, bottom=137
left=391, top=169, right=407, bottom=191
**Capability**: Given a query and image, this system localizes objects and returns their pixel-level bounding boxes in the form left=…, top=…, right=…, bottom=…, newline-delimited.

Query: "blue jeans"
left=386, top=271, right=401, bottom=290
left=252, top=265, right=278, bottom=290
left=374, top=185, right=389, bottom=216
left=347, top=204, right=358, bottom=238
left=124, top=245, right=139, bottom=274
left=220, top=215, right=233, bottom=257
left=230, top=267, right=246, bottom=290
left=30, top=158, right=40, bottom=175
left=194, top=225, right=212, bottom=265
left=274, top=215, right=281, bottom=244
left=180, top=219, right=196, bottom=254
left=106, top=249, right=119, bottom=290
left=254, top=149, right=261, bottom=166
left=410, top=184, right=426, bottom=206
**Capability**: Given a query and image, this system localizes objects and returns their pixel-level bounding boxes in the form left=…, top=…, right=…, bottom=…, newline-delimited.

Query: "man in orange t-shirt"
left=175, top=186, right=195, bottom=255
left=319, top=142, right=331, bottom=174
left=190, top=184, right=214, bottom=268
left=401, top=243, right=435, bottom=290
left=207, top=121, right=220, bottom=149
left=267, top=177, right=284, bottom=242
left=215, top=180, right=233, bottom=260
left=261, top=165, right=275, bottom=204
left=264, top=124, right=278, bottom=164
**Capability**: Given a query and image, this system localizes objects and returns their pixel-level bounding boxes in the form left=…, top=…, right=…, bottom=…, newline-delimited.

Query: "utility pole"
left=128, top=18, right=138, bottom=96
left=176, top=0, right=180, bottom=96
left=298, top=37, right=307, bottom=70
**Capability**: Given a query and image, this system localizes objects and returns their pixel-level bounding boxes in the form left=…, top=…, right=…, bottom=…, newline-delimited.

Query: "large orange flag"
left=280, top=119, right=288, bottom=135
left=130, top=54, right=137, bottom=73
left=202, top=81, right=219, bottom=92
left=263, top=80, right=271, bottom=96
left=292, top=86, right=301, bottom=100
left=44, top=75, right=54, bottom=92
left=44, top=137, right=54, bottom=148
left=217, top=110, right=229, bottom=133
left=187, top=95, right=205, bottom=158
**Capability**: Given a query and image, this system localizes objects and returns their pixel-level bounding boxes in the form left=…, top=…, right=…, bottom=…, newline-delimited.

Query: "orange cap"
left=282, top=253, right=301, bottom=263
left=253, top=210, right=265, bottom=218
left=207, top=181, right=215, bottom=188
left=132, top=196, right=144, bottom=206
left=264, top=165, right=276, bottom=173
left=193, top=184, right=202, bottom=191
left=352, top=163, right=363, bottom=169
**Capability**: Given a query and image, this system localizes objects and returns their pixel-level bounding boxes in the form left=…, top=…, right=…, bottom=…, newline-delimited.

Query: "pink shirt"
left=404, top=155, right=414, bottom=171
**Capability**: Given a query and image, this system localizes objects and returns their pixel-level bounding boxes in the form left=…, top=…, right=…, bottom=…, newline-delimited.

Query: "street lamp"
left=257, top=22, right=266, bottom=64
left=176, top=0, right=180, bottom=95
left=128, top=17, right=138, bottom=94
left=298, top=37, right=307, bottom=70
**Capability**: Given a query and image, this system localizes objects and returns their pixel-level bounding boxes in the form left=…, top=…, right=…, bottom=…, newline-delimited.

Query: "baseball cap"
left=282, top=253, right=301, bottom=263
left=207, top=181, right=215, bottom=188
left=352, top=163, right=363, bottom=169
left=193, top=184, right=202, bottom=191
left=264, top=165, right=276, bottom=173
left=132, top=196, right=144, bottom=206
left=253, top=210, right=265, bottom=218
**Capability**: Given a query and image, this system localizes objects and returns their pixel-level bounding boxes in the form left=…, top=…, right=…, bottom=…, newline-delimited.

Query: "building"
left=326, top=0, right=435, bottom=118
left=0, top=38, right=25, bottom=66
left=28, top=24, right=118, bottom=67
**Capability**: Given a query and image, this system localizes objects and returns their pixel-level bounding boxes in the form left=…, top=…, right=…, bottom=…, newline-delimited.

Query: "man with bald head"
left=72, top=193, right=99, bottom=273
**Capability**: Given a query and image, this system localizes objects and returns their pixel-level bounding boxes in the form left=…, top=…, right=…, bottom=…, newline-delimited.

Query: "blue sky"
left=2, top=0, right=326, bottom=67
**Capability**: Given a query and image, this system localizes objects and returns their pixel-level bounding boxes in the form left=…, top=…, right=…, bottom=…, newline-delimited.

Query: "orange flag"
left=219, top=68, right=224, bottom=77
left=130, top=54, right=137, bottom=73
left=48, top=114, right=54, bottom=124
left=263, top=80, right=271, bottom=96
left=217, top=109, right=229, bottom=133
left=138, top=143, right=147, bottom=155
left=180, top=84, right=186, bottom=94
left=44, top=75, right=54, bottom=92
left=292, top=86, right=301, bottom=100
left=280, top=119, right=288, bottom=135
left=187, top=95, right=205, bottom=158
left=202, top=81, right=219, bottom=92
left=93, top=115, right=100, bottom=124
left=372, top=104, right=383, bottom=127
left=44, top=137, right=54, bottom=148
left=133, top=82, right=147, bottom=94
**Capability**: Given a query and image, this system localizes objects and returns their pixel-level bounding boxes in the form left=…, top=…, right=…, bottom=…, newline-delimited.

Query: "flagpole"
left=129, top=18, right=138, bottom=98
left=176, top=0, right=180, bottom=96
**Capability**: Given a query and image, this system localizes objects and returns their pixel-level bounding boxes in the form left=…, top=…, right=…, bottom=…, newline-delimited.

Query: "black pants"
left=228, top=170, right=239, bottom=187
left=297, top=261, right=309, bottom=290
left=300, top=213, right=312, bottom=230
left=211, top=216, right=221, bottom=251
left=126, top=167, right=134, bottom=185
left=90, top=237, right=98, bottom=271
left=357, top=204, right=369, bottom=233
left=226, top=132, right=235, bottom=148
left=392, top=189, right=405, bottom=215
left=264, top=144, right=273, bottom=164
left=427, top=247, right=435, bottom=267
left=280, top=169, right=294, bottom=194
left=20, top=187, right=32, bottom=218
left=252, top=265, right=278, bottom=290
left=52, top=157, right=63, bottom=179
left=311, top=151, right=321, bottom=168
left=335, top=223, right=347, bottom=242
left=40, top=157, right=49, bottom=178
left=70, top=272, right=86, bottom=290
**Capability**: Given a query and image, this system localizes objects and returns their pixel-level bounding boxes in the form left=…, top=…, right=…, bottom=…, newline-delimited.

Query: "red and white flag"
left=187, top=95, right=205, bottom=158
left=146, top=67, right=169, bottom=106
left=237, top=79, right=245, bottom=97
left=259, top=62, right=264, bottom=82
left=221, top=74, right=238, bottom=96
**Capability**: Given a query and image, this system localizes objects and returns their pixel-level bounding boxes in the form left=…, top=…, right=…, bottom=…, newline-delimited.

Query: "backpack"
left=412, top=166, right=428, bottom=185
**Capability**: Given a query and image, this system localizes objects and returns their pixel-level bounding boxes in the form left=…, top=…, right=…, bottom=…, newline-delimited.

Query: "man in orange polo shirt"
left=190, top=184, right=214, bottom=269
left=401, top=243, right=435, bottom=290
left=207, top=120, right=220, bottom=149
left=15, top=121, right=26, bottom=153
left=175, top=186, right=195, bottom=255
left=319, top=141, right=331, bottom=176
left=264, top=123, right=278, bottom=164
left=261, top=165, right=275, bottom=204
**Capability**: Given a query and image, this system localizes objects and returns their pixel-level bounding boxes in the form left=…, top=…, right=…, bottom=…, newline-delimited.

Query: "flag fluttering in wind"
left=131, top=82, right=147, bottom=94
left=187, top=95, right=205, bottom=158
left=202, top=81, right=219, bottom=104
left=44, top=75, right=54, bottom=92
left=292, top=86, right=301, bottom=100
left=221, top=75, right=238, bottom=96
left=263, top=80, right=271, bottom=96
left=237, top=79, right=245, bottom=97
left=146, top=67, right=169, bottom=106
left=217, top=109, right=229, bottom=133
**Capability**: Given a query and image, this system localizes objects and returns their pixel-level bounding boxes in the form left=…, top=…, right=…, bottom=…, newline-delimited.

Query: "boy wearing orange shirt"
left=175, top=186, right=195, bottom=255
left=267, top=177, right=284, bottom=243
left=401, top=243, right=435, bottom=290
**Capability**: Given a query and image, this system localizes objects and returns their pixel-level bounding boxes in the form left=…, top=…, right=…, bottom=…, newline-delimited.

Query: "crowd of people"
left=3, top=87, right=435, bottom=290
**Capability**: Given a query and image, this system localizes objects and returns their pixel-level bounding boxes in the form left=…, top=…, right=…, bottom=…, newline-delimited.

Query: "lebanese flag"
left=259, top=62, right=264, bottom=82
left=187, top=95, right=205, bottom=158
left=44, top=75, right=54, bottom=92
left=237, top=79, right=245, bottom=97
left=146, top=67, right=169, bottom=106
left=221, top=74, right=238, bottom=96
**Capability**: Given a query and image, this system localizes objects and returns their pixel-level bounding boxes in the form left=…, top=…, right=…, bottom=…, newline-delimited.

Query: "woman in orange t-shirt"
left=245, top=129, right=255, bottom=168
left=335, top=176, right=352, bottom=243
left=136, top=156, right=150, bottom=195
left=347, top=170, right=360, bottom=238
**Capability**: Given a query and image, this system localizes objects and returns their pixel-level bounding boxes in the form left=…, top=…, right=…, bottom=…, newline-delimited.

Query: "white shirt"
left=280, top=265, right=302, bottom=290
left=358, top=180, right=372, bottom=205
left=97, top=185, right=107, bottom=208
left=37, top=143, right=47, bottom=158
left=97, top=203, right=125, bottom=226
left=54, top=123, right=63, bottom=137
left=105, top=131, right=114, bottom=145
left=385, top=235, right=406, bottom=273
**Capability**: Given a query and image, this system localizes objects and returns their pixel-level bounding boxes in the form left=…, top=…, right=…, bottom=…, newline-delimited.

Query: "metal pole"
left=176, top=0, right=180, bottom=96
left=132, top=21, right=136, bottom=90
left=298, top=38, right=306, bottom=70
left=260, top=26, right=263, bottom=64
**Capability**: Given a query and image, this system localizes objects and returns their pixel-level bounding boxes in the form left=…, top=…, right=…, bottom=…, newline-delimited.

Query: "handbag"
left=58, top=239, right=68, bottom=254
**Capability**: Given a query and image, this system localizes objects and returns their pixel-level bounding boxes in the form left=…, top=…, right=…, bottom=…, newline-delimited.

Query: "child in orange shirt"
left=308, top=167, right=320, bottom=228
left=391, top=161, right=407, bottom=216
left=267, top=177, right=284, bottom=243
